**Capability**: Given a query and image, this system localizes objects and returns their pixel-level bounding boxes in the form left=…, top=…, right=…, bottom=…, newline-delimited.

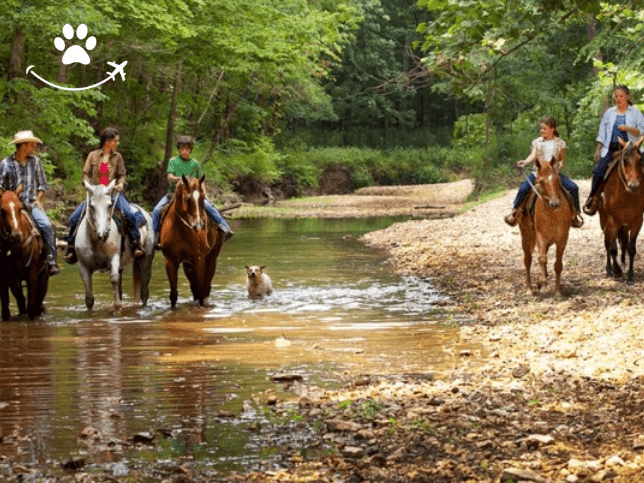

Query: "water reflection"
left=0, top=217, right=479, bottom=472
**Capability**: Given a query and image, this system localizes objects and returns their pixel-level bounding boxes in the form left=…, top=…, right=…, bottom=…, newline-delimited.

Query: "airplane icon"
left=107, top=61, right=127, bottom=81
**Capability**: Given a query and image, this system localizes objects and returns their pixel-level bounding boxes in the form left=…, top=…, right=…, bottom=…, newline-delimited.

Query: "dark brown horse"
left=0, top=188, right=49, bottom=320
left=159, top=175, right=223, bottom=307
left=518, top=158, right=573, bottom=296
left=598, top=136, right=644, bottom=281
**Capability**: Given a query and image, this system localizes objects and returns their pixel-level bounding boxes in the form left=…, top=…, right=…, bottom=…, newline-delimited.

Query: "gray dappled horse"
left=75, top=179, right=154, bottom=310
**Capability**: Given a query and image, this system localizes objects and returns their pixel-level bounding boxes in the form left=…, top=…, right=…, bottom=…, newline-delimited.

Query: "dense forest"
left=1, top=0, right=643, bottom=209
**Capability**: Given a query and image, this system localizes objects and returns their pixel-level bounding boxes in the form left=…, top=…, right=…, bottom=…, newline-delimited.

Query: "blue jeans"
left=67, top=195, right=145, bottom=244
left=591, top=149, right=616, bottom=194
left=152, top=194, right=230, bottom=235
left=31, top=206, right=57, bottom=264
left=513, top=173, right=580, bottom=211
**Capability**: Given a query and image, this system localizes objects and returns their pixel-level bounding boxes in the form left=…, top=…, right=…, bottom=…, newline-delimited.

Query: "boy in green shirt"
left=152, top=135, right=233, bottom=244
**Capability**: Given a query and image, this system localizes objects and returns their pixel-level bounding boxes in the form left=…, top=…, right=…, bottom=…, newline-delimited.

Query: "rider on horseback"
left=583, top=85, right=644, bottom=216
left=504, top=117, right=584, bottom=229
left=151, top=135, right=233, bottom=249
left=64, top=127, right=147, bottom=264
left=1, top=130, right=60, bottom=276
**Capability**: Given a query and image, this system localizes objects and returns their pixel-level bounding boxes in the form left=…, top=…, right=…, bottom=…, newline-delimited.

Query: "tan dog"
left=245, top=265, right=273, bottom=298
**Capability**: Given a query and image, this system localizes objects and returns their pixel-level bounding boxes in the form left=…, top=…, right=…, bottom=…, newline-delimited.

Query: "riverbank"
left=222, top=178, right=644, bottom=482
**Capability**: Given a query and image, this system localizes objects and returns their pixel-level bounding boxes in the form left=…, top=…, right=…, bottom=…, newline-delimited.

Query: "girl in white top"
left=505, top=116, right=583, bottom=228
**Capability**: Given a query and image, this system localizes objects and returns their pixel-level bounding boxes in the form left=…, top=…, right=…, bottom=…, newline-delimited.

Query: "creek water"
left=0, top=217, right=479, bottom=474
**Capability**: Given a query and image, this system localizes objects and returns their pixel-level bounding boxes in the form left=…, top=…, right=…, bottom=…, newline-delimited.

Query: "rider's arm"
left=167, top=173, right=181, bottom=184
left=113, top=153, right=126, bottom=192
left=516, top=148, right=537, bottom=168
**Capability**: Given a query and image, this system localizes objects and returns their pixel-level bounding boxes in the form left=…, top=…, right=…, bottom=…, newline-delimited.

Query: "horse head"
left=535, top=157, right=562, bottom=209
left=617, top=136, right=644, bottom=193
left=0, top=190, right=24, bottom=246
left=177, top=174, right=207, bottom=232
left=84, top=179, right=116, bottom=242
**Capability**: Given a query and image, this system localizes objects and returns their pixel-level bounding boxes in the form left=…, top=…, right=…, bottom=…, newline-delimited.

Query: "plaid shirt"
left=0, top=154, right=48, bottom=206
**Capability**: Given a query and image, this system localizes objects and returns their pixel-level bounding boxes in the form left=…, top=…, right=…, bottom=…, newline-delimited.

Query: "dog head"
left=245, top=265, right=265, bottom=279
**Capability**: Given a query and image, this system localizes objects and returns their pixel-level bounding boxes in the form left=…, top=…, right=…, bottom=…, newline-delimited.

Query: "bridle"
left=616, top=143, right=641, bottom=193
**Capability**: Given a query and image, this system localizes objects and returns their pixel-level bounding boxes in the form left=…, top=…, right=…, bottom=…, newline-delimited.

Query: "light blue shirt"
left=597, top=105, right=644, bottom=157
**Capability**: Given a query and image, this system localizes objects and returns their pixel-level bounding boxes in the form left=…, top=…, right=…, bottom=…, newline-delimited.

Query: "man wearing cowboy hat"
left=1, top=130, right=60, bottom=275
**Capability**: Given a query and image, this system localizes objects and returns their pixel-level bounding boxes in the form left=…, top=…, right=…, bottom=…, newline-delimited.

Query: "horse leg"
left=554, top=240, right=567, bottom=297
left=536, top=235, right=549, bottom=292
left=627, top=219, right=643, bottom=282
left=26, top=268, right=39, bottom=320
left=10, top=280, right=26, bottom=316
left=111, top=256, right=122, bottom=311
left=604, top=223, right=621, bottom=277
left=133, top=260, right=142, bottom=305
left=165, top=257, right=180, bottom=308
left=0, top=280, right=10, bottom=321
left=79, top=263, right=95, bottom=310
left=36, top=271, right=49, bottom=317
left=520, top=229, right=535, bottom=295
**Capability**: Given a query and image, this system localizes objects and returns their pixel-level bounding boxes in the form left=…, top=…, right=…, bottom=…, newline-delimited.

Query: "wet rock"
left=112, top=462, right=129, bottom=477
left=217, top=410, right=236, bottom=418
left=267, top=395, right=278, bottom=406
left=61, top=457, right=85, bottom=471
left=565, top=475, right=579, bottom=483
left=271, top=373, right=304, bottom=383
left=500, top=467, right=550, bottom=483
left=80, top=426, right=100, bottom=441
left=459, top=349, right=472, bottom=357
left=133, top=432, right=155, bottom=445
left=428, top=397, right=444, bottom=406
left=298, top=395, right=313, bottom=409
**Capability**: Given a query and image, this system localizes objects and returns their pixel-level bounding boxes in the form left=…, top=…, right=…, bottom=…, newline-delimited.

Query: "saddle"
left=157, top=193, right=175, bottom=232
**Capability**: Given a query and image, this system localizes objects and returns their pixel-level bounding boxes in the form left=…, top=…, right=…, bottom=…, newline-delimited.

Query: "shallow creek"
left=0, top=217, right=481, bottom=473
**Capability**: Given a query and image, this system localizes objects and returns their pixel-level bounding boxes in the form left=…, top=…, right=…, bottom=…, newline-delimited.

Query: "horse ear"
left=618, top=137, right=627, bottom=148
left=199, top=174, right=206, bottom=185
left=83, top=180, right=94, bottom=193
left=106, top=178, right=117, bottom=193
left=15, top=184, right=23, bottom=197
left=182, top=174, right=189, bottom=187
left=549, top=156, right=557, bottom=168
left=535, top=159, right=542, bottom=171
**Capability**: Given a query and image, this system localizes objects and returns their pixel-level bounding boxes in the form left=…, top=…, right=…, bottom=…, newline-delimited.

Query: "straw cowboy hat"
left=9, top=130, right=43, bottom=145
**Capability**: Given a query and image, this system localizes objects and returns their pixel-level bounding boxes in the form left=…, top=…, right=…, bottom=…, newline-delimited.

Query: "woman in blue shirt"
left=584, top=85, right=644, bottom=215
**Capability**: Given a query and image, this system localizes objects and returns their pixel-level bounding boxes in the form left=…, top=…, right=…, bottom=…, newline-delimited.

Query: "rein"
left=617, top=145, right=637, bottom=193
left=523, top=167, right=545, bottom=202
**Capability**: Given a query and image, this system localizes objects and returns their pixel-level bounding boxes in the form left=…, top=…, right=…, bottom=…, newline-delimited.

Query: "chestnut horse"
left=159, top=175, right=223, bottom=307
left=518, top=158, right=573, bottom=296
left=0, top=188, right=49, bottom=320
left=598, top=136, right=644, bottom=281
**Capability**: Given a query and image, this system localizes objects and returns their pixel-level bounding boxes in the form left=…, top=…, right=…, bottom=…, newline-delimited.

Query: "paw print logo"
left=54, top=24, right=96, bottom=65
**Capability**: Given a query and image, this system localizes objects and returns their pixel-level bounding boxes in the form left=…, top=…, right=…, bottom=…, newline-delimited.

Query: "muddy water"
left=0, top=217, right=481, bottom=473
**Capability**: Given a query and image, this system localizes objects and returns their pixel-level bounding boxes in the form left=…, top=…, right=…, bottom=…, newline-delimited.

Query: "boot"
left=63, top=244, right=77, bottom=264
left=219, top=224, right=234, bottom=242
left=131, top=239, right=145, bottom=259
left=583, top=195, right=600, bottom=216
left=504, top=209, right=519, bottom=227
left=571, top=211, right=584, bottom=228
left=47, top=255, right=60, bottom=276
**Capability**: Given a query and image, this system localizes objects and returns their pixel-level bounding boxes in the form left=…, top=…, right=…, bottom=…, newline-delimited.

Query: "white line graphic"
left=26, top=61, right=127, bottom=91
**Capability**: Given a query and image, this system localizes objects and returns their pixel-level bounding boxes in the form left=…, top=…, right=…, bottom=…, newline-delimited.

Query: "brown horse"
left=0, top=188, right=49, bottom=320
left=159, top=175, right=223, bottom=307
left=518, top=158, right=573, bottom=296
left=598, top=136, right=644, bottom=281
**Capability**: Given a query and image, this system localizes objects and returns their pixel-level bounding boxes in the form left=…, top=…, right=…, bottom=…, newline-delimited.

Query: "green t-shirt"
left=166, top=155, right=203, bottom=193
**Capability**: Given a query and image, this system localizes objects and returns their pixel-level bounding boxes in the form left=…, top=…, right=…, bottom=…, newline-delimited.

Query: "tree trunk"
left=473, top=70, right=494, bottom=197
left=163, top=60, right=183, bottom=168
left=8, top=26, right=25, bottom=80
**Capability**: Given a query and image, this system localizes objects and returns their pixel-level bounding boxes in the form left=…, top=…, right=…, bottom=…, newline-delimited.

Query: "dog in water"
left=245, top=265, right=273, bottom=299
